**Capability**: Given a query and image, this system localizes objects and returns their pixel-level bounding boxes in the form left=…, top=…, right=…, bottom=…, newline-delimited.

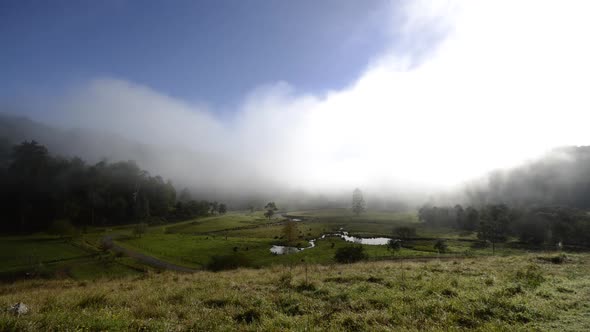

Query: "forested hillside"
left=464, top=146, right=590, bottom=208
left=0, top=140, right=224, bottom=233
left=417, top=147, right=590, bottom=248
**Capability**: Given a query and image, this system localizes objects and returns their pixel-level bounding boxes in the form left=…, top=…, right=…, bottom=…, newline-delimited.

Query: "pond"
left=270, top=231, right=397, bottom=255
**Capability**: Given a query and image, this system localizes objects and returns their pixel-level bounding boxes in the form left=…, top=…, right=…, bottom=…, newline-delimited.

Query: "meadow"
left=0, top=235, right=142, bottom=281
left=1, top=254, right=589, bottom=331
left=0, top=209, right=543, bottom=280
left=1, top=209, right=589, bottom=330
left=112, top=209, right=532, bottom=270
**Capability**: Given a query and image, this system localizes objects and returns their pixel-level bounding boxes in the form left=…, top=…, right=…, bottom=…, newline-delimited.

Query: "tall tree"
left=209, top=201, right=219, bottom=214
left=218, top=203, right=227, bottom=214
left=464, top=206, right=479, bottom=231
left=264, top=202, right=278, bottom=220
left=477, top=204, right=510, bottom=255
left=352, top=188, right=366, bottom=216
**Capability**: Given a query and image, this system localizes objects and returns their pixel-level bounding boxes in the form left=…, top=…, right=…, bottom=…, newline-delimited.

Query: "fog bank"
left=5, top=1, right=590, bottom=205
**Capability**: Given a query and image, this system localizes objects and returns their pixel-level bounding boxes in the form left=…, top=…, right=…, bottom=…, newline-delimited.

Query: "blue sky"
left=1, top=0, right=394, bottom=110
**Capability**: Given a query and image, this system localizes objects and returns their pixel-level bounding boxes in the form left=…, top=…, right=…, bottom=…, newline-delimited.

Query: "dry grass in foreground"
left=1, top=254, right=589, bottom=331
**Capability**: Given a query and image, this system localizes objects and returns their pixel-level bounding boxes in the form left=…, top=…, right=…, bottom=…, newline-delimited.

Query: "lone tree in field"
left=264, top=202, right=278, bottom=220
left=352, top=188, right=366, bottom=216
left=387, top=239, right=402, bottom=256
left=209, top=201, right=219, bottom=214
left=218, top=203, right=227, bottom=214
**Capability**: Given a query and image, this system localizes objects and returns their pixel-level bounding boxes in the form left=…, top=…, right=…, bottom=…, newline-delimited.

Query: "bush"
left=334, top=245, right=367, bottom=263
left=515, top=264, right=545, bottom=288
left=207, top=253, right=252, bottom=271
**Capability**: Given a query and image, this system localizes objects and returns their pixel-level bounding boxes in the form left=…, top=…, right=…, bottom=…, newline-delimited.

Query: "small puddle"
left=270, top=230, right=397, bottom=255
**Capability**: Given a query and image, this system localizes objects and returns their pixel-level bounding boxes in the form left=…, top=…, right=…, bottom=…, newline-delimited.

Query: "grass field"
left=0, top=209, right=556, bottom=281
left=0, top=235, right=143, bottom=281
left=1, top=209, right=588, bottom=330
left=1, top=254, right=588, bottom=331
left=112, top=209, right=532, bottom=271
left=163, top=212, right=277, bottom=234
left=0, top=236, right=89, bottom=270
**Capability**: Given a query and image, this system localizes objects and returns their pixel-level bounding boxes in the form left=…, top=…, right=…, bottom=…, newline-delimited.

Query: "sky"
left=2, top=1, right=590, bottom=196
left=1, top=0, right=393, bottom=109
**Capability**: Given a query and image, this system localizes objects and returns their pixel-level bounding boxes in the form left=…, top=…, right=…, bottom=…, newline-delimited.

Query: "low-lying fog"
left=3, top=1, right=590, bottom=208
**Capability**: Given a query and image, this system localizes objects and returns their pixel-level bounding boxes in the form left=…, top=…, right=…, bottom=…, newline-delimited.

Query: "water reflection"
left=270, top=231, right=396, bottom=255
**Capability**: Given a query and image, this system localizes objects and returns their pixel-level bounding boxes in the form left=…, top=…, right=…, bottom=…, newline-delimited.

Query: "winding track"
left=103, top=236, right=197, bottom=273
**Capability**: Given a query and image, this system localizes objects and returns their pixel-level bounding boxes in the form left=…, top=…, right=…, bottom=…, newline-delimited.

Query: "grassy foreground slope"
left=1, top=254, right=589, bottom=331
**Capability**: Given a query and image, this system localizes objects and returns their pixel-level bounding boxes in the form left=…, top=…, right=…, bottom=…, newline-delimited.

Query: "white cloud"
left=51, top=0, right=590, bottom=195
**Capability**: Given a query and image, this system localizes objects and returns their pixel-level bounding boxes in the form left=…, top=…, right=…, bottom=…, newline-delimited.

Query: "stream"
left=270, top=230, right=396, bottom=255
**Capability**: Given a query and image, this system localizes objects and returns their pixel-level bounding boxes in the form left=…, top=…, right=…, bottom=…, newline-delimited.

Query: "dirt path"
left=103, top=236, right=197, bottom=273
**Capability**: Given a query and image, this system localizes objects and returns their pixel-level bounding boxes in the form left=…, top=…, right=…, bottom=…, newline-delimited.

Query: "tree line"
left=0, top=140, right=227, bottom=233
left=419, top=204, right=590, bottom=248
left=464, top=146, right=590, bottom=208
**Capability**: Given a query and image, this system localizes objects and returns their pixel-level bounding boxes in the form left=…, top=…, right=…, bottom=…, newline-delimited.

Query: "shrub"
left=515, top=264, right=545, bottom=288
left=334, top=245, right=367, bottom=263
left=207, top=253, right=252, bottom=271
